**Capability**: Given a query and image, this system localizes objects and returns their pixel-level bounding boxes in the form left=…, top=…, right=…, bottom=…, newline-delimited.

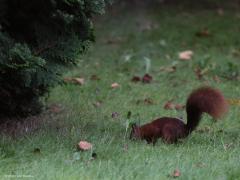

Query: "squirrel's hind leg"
left=146, top=137, right=157, bottom=145
left=152, top=138, right=157, bottom=145
left=162, top=126, right=178, bottom=144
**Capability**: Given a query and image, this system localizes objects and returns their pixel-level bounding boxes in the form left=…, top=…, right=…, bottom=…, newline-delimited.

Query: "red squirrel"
left=130, top=86, right=228, bottom=144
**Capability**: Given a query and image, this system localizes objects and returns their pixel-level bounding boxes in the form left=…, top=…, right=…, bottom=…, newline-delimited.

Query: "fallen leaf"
left=164, top=101, right=175, bottom=110
left=78, top=141, right=92, bottom=151
left=217, top=8, right=224, bottom=16
left=63, top=77, right=72, bottom=82
left=142, top=74, right=153, bottom=83
left=74, top=78, right=85, bottom=85
left=64, top=77, right=85, bottom=85
left=195, top=28, right=211, bottom=37
left=160, top=66, right=176, bottom=73
left=48, top=104, right=62, bottom=113
left=163, top=101, right=184, bottom=110
left=111, top=82, right=120, bottom=88
left=179, top=50, right=194, bottom=60
left=144, top=98, right=154, bottom=105
left=175, top=104, right=185, bottom=110
left=132, top=74, right=154, bottom=83
left=93, top=101, right=102, bottom=108
left=112, top=112, right=120, bottom=118
left=172, top=169, right=181, bottom=177
left=131, top=76, right=141, bottom=82
left=90, top=75, right=100, bottom=81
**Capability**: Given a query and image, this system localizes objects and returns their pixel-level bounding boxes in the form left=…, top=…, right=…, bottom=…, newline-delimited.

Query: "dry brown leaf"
left=90, top=75, right=100, bottom=81
left=195, top=28, right=211, bottom=37
left=217, top=8, right=224, bottom=16
left=131, top=76, right=141, bottom=82
left=172, top=169, right=181, bottom=177
left=111, top=82, right=120, bottom=88
left=175, top=104, right=185, bottom=110
left=78, top=141, right=92, bottom=151
left=74, top=78, right=84, bottom=85
left=179, top=50, right=194, bottom=60
left=164, top=101, right=175, bottom=110
left=160, top=66, right=176, bottom=73
left=142, top=74, right=153, bottom=83
left=111, top=112, right=119, bottom=118
left=63, top=77, right=73, bottom=83
left=131, top=74, right=153, bottom=83
left=93, top=101, right=102, bottom=108
left=164, top=101, right=185, bottom=110
left=64, top=77, right=84, bottom=85
left=49, top=104, right=62, bottom=113
left=144, top=98, right=154, bottom=105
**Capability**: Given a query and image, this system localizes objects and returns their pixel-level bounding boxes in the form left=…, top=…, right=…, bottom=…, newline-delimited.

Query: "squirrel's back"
left=138, top=117, right=186, bottom=143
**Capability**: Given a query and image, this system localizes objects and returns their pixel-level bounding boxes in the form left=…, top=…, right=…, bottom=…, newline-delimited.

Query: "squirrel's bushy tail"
left=186, top=86, right=228, bottom=133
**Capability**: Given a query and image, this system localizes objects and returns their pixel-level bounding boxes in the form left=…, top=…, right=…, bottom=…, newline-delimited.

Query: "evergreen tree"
left=0, top=0, right=111, bottom=117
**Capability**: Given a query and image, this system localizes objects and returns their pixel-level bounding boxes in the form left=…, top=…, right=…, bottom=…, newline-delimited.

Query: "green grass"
left=1, top=2, right=240, bottom=180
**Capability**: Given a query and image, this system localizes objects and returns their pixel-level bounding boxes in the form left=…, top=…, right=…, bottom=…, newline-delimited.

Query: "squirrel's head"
left=129, top=123, right=141, bottom=140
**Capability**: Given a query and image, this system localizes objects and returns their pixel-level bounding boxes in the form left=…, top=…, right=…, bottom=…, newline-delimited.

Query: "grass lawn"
left=1, top=2, right=240, bottom=180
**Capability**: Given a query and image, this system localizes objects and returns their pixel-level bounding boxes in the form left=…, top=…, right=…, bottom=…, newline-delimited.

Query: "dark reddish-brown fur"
left=130, top=86, right=228, bottom=144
